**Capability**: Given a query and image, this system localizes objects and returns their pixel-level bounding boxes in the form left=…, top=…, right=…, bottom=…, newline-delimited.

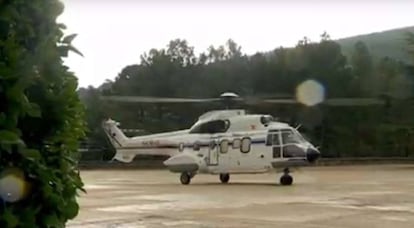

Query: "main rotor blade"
left=323, top=98, right=386, bottom=106
left=100, top=95, right=221, bottom=103
left=261, top=98, right=298, bottom=104
left=259, top=98, right=386, bottom=106
left=100, top=95, right=386, bottom=106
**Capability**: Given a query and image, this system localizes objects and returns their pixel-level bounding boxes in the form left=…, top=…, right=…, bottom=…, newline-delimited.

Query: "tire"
left=180, top=172, right=191, bottom=185
left=219, top=173, right=230, bottom=183
left=280, top=174, right=293, bottom=186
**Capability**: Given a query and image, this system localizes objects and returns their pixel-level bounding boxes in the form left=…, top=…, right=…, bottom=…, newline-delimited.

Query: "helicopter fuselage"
left=102, top=109, right=321, bottom=176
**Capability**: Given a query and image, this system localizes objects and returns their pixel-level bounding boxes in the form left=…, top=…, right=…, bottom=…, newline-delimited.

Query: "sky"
left=58, top=0, right=414, bottom=88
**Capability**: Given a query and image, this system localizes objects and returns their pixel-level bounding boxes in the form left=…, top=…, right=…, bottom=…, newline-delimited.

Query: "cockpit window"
left=266, top=133, right=280, bottom=146
left=189, top=120, right=230, bottom=134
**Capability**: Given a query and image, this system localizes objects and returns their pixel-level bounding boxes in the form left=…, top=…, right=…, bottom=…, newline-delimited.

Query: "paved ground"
left=68, top=165, right=414, bottom=228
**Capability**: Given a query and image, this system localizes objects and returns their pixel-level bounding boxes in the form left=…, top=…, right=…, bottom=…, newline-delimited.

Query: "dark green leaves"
left=67, top=45, right=84, bottom=57
left=64, top=198, right=80, bottom=219
left=2, top=209, right=19, bottom=228
left=43, top=213, right=63, bottom=228
left=62, top=34, right=77, bottom=44
left=0, top=130, right=19, bottom=143
left=20, top=148, right=41, bottom=160
left=25, top=102, right=41, bottom=117
left=58, top=45, right=84, bottom=58
left=59, top=33, right=84, bottom=57
left=0, top=0, right=85, bottom=227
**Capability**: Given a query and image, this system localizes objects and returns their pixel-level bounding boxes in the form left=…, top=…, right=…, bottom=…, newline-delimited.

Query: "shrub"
left=0, top=0, right=86, bottom=227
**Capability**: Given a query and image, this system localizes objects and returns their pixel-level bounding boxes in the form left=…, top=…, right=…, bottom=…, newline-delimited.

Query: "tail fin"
left=102, top=118, right=128, bottom=149
left=102, top=119, right=137, bottom=163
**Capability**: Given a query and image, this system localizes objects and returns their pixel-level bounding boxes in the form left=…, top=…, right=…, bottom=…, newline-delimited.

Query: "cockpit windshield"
left=281, top=129, right=307, bottom=144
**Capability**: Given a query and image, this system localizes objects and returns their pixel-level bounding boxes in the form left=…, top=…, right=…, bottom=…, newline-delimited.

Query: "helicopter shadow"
left=149, top=181, right=297, bottom=188
left=192, top=182, right=296, bottom=187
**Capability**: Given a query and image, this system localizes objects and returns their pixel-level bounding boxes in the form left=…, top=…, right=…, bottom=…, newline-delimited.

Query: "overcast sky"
left=58, top=0, right=414, bottom=88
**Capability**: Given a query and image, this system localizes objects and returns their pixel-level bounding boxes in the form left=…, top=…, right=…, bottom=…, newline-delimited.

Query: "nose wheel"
left=219, top=173, right=230, bottom=183
left=279, top=168, right=293, bottom=186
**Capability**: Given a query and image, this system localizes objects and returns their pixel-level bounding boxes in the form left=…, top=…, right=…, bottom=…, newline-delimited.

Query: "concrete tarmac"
left=68, top=165, right=414, bottom=228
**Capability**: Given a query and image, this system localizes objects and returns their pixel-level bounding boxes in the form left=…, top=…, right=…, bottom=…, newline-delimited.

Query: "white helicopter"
left=101, top=92, right=384, bottom=185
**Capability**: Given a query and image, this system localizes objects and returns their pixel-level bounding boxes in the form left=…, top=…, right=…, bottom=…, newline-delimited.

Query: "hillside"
left=336, top=26, right=414, bottom=63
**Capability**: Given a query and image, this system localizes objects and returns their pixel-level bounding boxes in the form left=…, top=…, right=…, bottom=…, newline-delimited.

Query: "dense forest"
left=78, top=30, right=414, bottom=160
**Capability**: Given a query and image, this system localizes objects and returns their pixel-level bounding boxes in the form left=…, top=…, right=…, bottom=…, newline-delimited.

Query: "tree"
left=320, top=31, right=331, bottom=41
left=166, top=39, right=196, bottom=66
left=0, top=0, right=86, bottom=227
left=406, top=32, right=414, bottom=62
left=350, top=41, right=375, bottom=96
left=207, top=45, right=226, bottom=63
left=297, top=36, right=311, bottom=46
left=225, top=39, right=243, bottom=59
left=351, top=41, right=373, bottom=76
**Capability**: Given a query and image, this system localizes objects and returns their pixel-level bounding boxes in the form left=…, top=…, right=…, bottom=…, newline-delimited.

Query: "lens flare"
left=0, top=168, right=28, bottom=203
left=296, top=80, right=325, bottom=106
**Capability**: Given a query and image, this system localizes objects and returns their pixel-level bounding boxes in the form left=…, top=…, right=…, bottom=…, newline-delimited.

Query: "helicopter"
left=100, top=91, right=385, bottom=186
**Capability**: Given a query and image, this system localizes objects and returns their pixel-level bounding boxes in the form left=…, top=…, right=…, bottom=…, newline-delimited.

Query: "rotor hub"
left=219, top=92, right=239, bottom=99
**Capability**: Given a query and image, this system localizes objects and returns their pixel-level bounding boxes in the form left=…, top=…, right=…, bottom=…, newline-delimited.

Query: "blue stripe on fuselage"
left=117, top=138, right=267, bottom=150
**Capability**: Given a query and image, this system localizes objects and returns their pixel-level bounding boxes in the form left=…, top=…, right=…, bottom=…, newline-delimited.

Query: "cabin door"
left=266, top=130, right=282, bottom=159
left=207, top=139, right=219, bottom=166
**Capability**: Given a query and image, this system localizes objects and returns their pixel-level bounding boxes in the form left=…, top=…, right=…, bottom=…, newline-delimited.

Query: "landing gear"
left=180, top=172, right=192, bottom=185
left=279, top=168, right=293, bottom=186
left=219, top=173, right=230, bottom=183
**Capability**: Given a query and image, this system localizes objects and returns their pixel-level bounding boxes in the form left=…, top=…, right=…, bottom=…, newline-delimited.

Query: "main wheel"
left=219, top=173, right=230, bottom=183
left=280, top=174, right=293, bottom=186
left=180, top=172, right=191, bottom=185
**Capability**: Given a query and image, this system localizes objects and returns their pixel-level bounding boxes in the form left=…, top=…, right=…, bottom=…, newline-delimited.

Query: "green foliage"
left=350, top=41, right=374, bottom=96
left=406, top=32, right=414, bottom=62
left=0, top=0, right=86, bottom=227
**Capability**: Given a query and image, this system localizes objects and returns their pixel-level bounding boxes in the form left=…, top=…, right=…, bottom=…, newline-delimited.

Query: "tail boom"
left=102, top=118, right=184, bottom=163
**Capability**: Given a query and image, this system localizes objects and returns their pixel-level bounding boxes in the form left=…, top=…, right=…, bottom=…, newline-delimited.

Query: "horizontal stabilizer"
left=113, top=152, right=135, bottom=163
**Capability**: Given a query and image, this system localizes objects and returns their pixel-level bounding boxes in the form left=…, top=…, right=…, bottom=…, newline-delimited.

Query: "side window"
left=209, top=140, right=216, bottom=150
left=220, top=140, right=229, bottom=153
left=266, top=134, right=273, bottom=146
left=189, top=120, right=230, bottom=134
left=266, top=133, right=280, bottom=146
left=240, top=137, right=251, bottom=153
left=178, top=143, right=184, bottom=152
left=193, top=141, right=200, bottom=151
left=232, top=138, right=241, bottom=149
left=272, top=134, right=280, bottom=145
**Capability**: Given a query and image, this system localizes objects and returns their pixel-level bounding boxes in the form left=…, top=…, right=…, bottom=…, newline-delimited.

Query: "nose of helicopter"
left=306, top=147, right=320, bottom=163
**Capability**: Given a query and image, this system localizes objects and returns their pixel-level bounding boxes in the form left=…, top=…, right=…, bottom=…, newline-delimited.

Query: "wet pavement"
left=68, top=165, right=414, bottom=228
